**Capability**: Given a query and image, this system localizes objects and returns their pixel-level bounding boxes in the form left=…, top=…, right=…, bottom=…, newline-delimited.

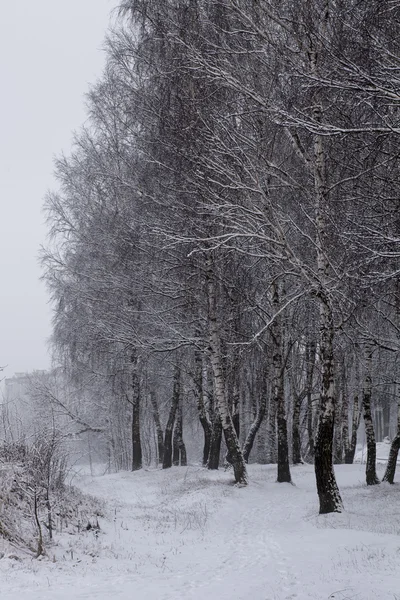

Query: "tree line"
left=41, top=0, right=400, bottom=513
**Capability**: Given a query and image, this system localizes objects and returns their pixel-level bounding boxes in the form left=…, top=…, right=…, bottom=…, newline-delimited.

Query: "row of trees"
left=41, top=0, right=400, bottom=513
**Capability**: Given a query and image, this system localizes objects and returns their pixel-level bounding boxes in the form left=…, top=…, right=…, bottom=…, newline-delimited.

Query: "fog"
left=0, top=0, right=113, bottom=377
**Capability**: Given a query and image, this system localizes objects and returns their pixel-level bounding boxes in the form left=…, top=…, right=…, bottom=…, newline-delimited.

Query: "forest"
left=11, top=0, right=400, bottom=522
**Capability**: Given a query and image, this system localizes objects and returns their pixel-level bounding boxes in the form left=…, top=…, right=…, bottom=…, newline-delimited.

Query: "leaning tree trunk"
left=207, top=261, right=247, bottom=484
left=363, top=345, right=380, bottom=486
left=163, top=363, right=181, bottom=469
left=382, top=381, right=400, bottom=483
left=382, top=434, right=400, bottom=484
left=194, top=349, right=212, bottom=466
left=150, top=391, right=164, bottom=465
left=243, top=377, right=267, bottom=463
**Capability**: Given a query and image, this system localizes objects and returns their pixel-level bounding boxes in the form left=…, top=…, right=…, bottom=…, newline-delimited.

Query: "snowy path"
left=2, top=464, right=400, bottom=599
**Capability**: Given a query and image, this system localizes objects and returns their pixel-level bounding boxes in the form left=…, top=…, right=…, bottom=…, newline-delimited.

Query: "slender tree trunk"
left=382, top=376, right=400, bottom=483
left=306, top=7, right=343, bottom=513
left=307, top=387, right=315, bottom=461
left=87, top=431, right=94, bottom=476
left=173, top=405, right=187, bottom=466
left=45, top=464, right=53, bottom=541
left=344, top=392, right=361, bottom=464
left=131, top=396, right=142, bottom=471
left=163, top=363, right=181, bottom=469
left=208, top=408, right=222, bottom=469
left=301, top=341, right=316, bottom=463
left=312, top=103, right=343, bottom=510
left=340, top=360, right=350, bottom=463
left=150, top=391, right=164, bottom=465
left=194, top=350, right=212, bottom=465
left=344, top=356, right=361, bottom=464
left=382, top=434, right=400, bottom=484
left=333, top=374, right=343, bottom=464
left=207, top=369, right=222, bottom=470
left=383, top=285, right=400, bottom=481
left=276, top=375, right=291, bottom=482
left=173, top=410, right=180, bottom=466
left=292, top=391, right=303, bottom=465
left=363, top=345, right=380, bottom=485
left=314, top=299, right=343, bottom=513
left=256, top=390, right=269, bottom=464
left=232, top=356, right=241, bottom=440
left=207, top=260, right=247, bottom=484
left=128, top=350, right=142, bottom=471
left=271, top=284, right=291, bottom=482
left=34, top=490, right=44, bottom=557
left=243, top=377, right=267, bottom=463
left=266, top=396, right=277, bottom=463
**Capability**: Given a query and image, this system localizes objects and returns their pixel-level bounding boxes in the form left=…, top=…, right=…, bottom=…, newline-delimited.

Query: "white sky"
left=0, top=1, right=114, bottom=378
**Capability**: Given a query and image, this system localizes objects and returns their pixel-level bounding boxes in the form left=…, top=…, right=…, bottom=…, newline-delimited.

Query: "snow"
left=354, top=438, right=400, bottom=465
left=1, top=463, right=400, bottom=599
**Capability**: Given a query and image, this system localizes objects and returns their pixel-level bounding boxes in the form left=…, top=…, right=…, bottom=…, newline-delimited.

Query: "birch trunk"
left=305, top=341, right=316, bottom=461
left=308, top=14, right=343, bottom=510
left=363, top=345, right=380, bottom=486
left=150, top=391, right=164, bottom=465
left=207, top=369, right=222, bottom=470
left=382, top=433, right=400, bottom=484
left=333, top=377, right=343, bottom=464
left=243, top=374, right=267, bottom=463
left=271, top=284, right=291, bottom=483
left=128, top=350, right=142, bottom=472
left=314, top=299, right=343, bottom=513
left=163, top=363, right=180, bottom=469
left=382, top=383, right=400, bottom=484
left=173, top=405, right=187, bottom=466
left=340, top=361, right=350, bottom=463
left=344, top=392, right=361, bottom=464
left=194, top=349, right=212, bottom=465
left=344, top=357, right=361, bottom=464
left=266, top=396, right=277, bottom=464
left=208, top=409, right=222, bottom=469
left=312, top=110, right=343, bottom=510
left=383, top=284, right=400, bottom=481
left=292, top=390, right=303, bottom=465
left=207, top=261, right=247, bottom=485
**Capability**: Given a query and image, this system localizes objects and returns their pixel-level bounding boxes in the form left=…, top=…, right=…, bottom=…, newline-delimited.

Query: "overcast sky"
left=0, top=1, right=114, bottom=378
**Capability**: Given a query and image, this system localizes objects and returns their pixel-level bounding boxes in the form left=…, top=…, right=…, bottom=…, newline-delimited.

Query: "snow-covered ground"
left=1, top=462, right=400, bottom=600
left=354, top=438, right=400, bottom=465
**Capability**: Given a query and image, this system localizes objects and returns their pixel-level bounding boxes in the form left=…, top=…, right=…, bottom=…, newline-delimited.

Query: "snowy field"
left=1, top=462, right=400, bottom=600
left=354, top=439, right=400, bottom=465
